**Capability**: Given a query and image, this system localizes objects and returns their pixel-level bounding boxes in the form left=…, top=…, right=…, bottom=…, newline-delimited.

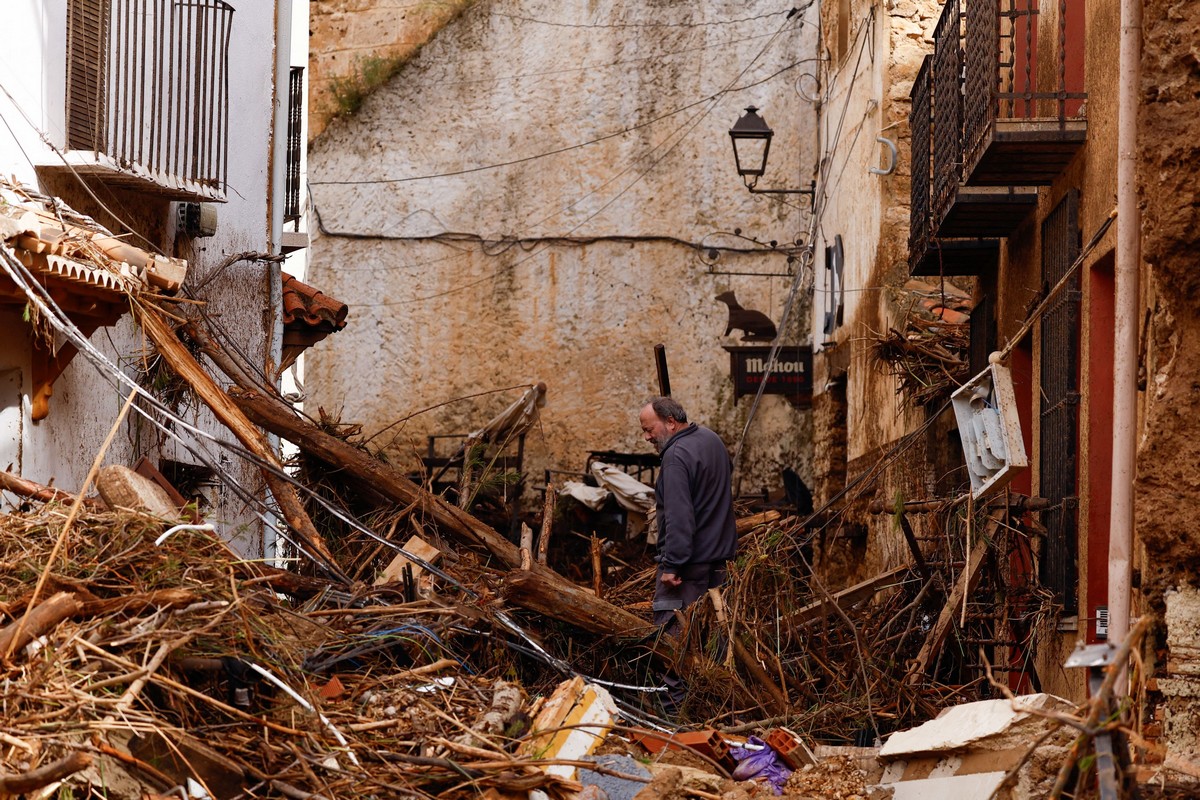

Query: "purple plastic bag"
left=730, top=735, right=793, bottom=795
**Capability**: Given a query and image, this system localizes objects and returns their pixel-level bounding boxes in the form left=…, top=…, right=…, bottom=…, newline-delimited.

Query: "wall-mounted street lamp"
left=729, top=106, right=814, bottom=202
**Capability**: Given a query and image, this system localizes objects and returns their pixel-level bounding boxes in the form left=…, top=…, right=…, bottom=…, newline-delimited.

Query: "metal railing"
left=908, top=57, right=933, bottom=264
left=66, top=0, right=234, bottom=195
left=963, top=0, right=1086, bottom=178
left=930, top=0, right=963, bottom=229
left=284, top=66, right=304, bottom=224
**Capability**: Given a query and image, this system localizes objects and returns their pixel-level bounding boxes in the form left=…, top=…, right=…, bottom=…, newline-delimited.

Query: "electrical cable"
left=309, top=58, right=813, bottom=189
left=489, top=8, right=795, bottom=30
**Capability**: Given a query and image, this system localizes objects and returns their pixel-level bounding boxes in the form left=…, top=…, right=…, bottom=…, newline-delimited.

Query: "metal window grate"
left=1039, top=188, right=1081, bottom=611
left=284, top=66, right=304, bottom=224
left=65, top=0, right=234, bottom=193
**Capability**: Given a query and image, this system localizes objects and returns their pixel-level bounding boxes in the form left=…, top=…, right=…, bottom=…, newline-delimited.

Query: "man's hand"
left=660, top=571, right=682, bottom=588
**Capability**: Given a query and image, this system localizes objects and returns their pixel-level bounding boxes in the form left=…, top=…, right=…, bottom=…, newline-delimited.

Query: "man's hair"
left=647, top=396, right=688, bottom=423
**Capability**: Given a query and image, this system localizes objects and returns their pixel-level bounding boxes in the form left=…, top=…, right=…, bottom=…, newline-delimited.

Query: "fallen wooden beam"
left=230, top=387, right=526, bottom=570
left=136, top=306, right=340, bottom=572
left=781, top=565, right=910, bottom=633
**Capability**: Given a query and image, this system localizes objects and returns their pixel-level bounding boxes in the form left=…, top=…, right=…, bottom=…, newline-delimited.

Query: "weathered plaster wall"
left=807, top=0, right=942, bottom=581
left=308, top=0, right=474, bottom=141
left=0, top=2, right=287, bottom=556
left=307, top=1, right=819, bottom=494
left=1137, top=0, right=1200, bottom=764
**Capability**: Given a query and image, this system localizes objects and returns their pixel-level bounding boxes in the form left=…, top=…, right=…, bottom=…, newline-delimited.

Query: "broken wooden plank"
left=136, top=306, right=340, bottom=572
left=905, top=514, right=998, bottom=684
left=781, top=565, right=910, bottom=633
left=375, top=535, right=441, bottom=585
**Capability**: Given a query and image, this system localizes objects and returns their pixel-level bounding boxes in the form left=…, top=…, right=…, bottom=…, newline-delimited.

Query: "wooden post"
left=590, top=533, right=603, bottom=598
left=537, top=481, right=554, bottom=564
left=654, top=344, right=671, bottom=397
left=519, top=523, right=534, bottom=571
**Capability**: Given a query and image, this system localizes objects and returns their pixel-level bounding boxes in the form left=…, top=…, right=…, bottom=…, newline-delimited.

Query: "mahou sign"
left=723, top=345, right=812, bottom=405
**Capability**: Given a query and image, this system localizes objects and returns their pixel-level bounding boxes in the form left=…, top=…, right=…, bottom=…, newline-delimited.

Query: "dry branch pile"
left=871, top=284, right=973, bottom=409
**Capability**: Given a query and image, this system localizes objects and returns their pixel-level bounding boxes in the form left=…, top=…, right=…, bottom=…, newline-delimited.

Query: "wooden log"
left=736, top=510, right=782, bottom=536
left=0, top=591, right=82, bottom=657
left=499, top=569, right=652, bottom=637
left=0, top=751, right=92, bottom=795
left=0, top=469, right=105, bottom=509
left=136, top=307, right=340, bottom=572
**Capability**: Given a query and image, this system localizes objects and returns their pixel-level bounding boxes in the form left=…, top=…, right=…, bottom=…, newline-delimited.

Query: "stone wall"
left=1137, top=0, right=1200, bottom=766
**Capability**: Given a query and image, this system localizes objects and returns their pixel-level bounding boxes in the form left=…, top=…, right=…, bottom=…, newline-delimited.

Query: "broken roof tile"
left=281, top=271, right=348, bottom=333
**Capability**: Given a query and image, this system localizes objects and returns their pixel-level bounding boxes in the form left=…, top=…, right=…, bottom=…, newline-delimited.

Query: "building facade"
left=0, top=1, right=307, bottom=556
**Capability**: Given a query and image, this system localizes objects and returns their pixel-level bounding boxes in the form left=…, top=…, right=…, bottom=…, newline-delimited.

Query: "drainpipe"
left=264, top=0, right=294, bottom=564
left=1107, top=0, right=1141, bottom=655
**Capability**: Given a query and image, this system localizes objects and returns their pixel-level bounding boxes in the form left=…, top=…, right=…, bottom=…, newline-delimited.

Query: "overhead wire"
left=309, top=58, right=814, bottom=189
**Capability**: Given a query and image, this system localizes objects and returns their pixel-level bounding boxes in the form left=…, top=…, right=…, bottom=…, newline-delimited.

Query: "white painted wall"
left=0, top=1, right=296, bottom=556
left=307, top=1, right=821, bottom=495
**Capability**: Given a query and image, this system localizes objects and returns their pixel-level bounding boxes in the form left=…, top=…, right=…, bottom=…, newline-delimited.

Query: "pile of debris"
left=870, top=281, right=973, bottom=409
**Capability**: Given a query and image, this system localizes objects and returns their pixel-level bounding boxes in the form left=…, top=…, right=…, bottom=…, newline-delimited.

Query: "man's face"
left=640, top=405, right=678, bottom=454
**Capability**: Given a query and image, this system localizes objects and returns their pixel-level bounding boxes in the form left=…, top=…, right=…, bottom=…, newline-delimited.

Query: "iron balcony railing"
left=284, top=66, right=304, bottom=224
left=908, top=56, right=933, bottom=267
left=65, top=0, right=234, bottom=197
left=930, top=0, right=964, bottom=230
left=962, top=0, right=1086, bottom=181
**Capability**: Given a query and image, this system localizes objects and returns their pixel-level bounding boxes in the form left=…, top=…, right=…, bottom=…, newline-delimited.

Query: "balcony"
left=48, top=0, right=234, bottom=202
left=909, top=0, right=1085, bottom=276
left=962, top=0, right=1086, bottom=186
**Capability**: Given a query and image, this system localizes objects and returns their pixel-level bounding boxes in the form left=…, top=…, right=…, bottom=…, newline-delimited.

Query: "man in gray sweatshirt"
left=638, top=396, right=737, bottom=716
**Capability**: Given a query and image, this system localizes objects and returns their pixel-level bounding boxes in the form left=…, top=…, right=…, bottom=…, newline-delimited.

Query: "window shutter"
left=65, top=0, right=110, bottom=152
